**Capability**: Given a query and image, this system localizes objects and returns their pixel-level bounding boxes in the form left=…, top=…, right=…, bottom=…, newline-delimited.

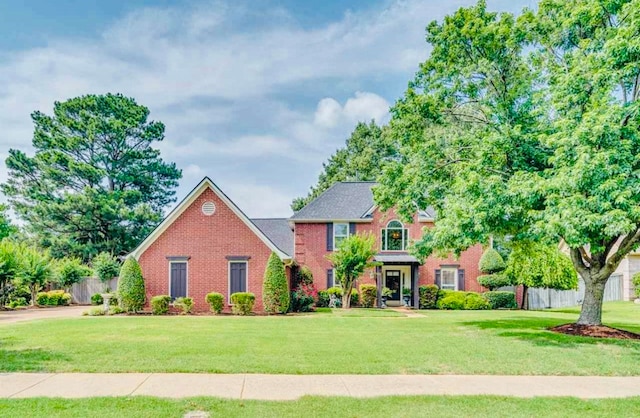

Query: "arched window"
left=382, top=220, right=407, bottom=251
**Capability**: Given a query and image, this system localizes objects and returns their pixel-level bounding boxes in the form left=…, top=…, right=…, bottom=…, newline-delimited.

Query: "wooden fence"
left=70, top=277, right=118, bottom=304
left=527, top=274, right=623, bottom=310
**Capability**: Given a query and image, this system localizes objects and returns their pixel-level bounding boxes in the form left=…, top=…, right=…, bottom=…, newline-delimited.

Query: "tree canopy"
left=292, top=121, right=391, bottom=211
left=0, top=205, right=18, bottom=241
left=2, top=93, right=182, bottom=260
left=375, top=0, right=640, bottom=325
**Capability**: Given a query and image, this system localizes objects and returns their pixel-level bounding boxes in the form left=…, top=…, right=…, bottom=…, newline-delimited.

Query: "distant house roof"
left=252, top=218, right=294, bottom=257
left=290, top=182, right=376, bottom=221
left=289, top=181, right=436, bottom=222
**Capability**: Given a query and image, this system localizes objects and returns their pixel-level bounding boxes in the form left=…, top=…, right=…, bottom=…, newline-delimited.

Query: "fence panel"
left=70, top=278, right=118, bottom=304
left=527, top=274, right=623, bottom=309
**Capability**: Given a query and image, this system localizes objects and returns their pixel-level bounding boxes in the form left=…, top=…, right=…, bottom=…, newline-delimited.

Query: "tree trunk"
left=31, top=285, right=37, bottom=306
left=577, top=275, right=607, bottom=325
left=342, top=282, right=353, bottom=309
left=519, top=285, right=528, bottom=310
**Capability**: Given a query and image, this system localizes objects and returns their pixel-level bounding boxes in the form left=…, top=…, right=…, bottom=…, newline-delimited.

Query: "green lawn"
left=0, top=302, right=638, bottom=375
left=1, top=396, right=639, bottom=418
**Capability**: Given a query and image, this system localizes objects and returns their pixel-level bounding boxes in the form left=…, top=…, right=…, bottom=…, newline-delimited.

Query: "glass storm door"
left=385, top=270, right=401, bottom=301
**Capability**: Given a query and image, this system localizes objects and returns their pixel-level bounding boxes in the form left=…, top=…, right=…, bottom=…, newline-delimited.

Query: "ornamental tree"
left=17, top=247, right=53, bottom=306
left=56, top=257, right=92, bottom=292
left=262, top=252, right=290, bottom=314
left=477, top=248, right=509, bottom=290
left=118, top=258, right=145, bottom=313
left=92, top=252, right=121, bottom=291
left=375, top=0, right=640, bottom=326
left=0, top=240, right=20, bottom=307
left=325, top=233, right=378, bottom=309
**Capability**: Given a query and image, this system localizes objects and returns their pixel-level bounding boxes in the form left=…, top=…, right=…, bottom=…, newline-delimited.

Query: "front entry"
left=385, top=270, right=401, bottom=302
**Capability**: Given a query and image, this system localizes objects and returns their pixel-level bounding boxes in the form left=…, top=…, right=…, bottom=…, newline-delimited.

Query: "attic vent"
left=202, top=201, right=216, bottom=216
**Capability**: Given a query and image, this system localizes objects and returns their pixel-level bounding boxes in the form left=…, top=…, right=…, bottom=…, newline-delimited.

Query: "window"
left=334, top=223, right=349, bottom=248
left=441, top=268, right=457, bottom=290
left=381, top=220, right=408, bottom=251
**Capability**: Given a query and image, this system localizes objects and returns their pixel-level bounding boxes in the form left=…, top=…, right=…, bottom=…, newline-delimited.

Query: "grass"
left=0, top=302, right=638, bottom=375
left=0, top=396, right=639, bottom=418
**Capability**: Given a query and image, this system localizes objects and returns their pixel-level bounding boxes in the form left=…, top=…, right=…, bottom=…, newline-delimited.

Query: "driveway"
left=0, top=306, right=87, bottom=325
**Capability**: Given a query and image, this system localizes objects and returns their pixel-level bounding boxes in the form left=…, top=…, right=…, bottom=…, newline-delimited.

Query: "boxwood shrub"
left=485, top=291, right=517, bottom=309
left=91, top=293, right=103, bottom=306
left=230, top=292, right=255, bottom=315
left=205, top=292, right=224, bottom=314
left=151, top=295, right=171, bottom=315
left=436, top=291, right=467, bottom=310
left=359, top=284, right=377, bottom=308
left=418, top=285, right=439, bottom=309
left=174, top=297, right=193, bottom=314
left=464, top=292, right=490, bottom=310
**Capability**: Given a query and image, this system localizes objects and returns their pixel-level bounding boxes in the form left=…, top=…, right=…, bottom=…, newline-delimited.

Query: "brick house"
left=130, top=178, right=483, bottom=312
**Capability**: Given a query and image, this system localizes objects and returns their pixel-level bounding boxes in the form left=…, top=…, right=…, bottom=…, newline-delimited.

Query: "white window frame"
left=333, top=223, right=349, bottom=249
left=168, top=260, right=189, bottom=299
left=228, top=260, right=249, bottom=303
left=382, top=220, right=407, bottom=252
left=440, top=267, right=458, bottom=291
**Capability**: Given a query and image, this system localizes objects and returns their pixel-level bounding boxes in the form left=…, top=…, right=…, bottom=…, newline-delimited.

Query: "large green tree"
left=292, top=121, right=392, bottom=211
left=0, top=205, right=18, bottom=241
left=375, top=0, right=640, bottom=326
left=2, top=93, right=181, bottom=260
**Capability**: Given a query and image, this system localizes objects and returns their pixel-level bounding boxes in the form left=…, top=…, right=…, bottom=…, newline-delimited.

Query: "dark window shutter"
left=435, top=269, right=441, bottom=288
left=327, top=269, right=334, bottom=288
left=457, top=269, right=465, bottom=291
left=326, top=223, right=334, bottom=251
left=349, top=222, right=356, bottom=236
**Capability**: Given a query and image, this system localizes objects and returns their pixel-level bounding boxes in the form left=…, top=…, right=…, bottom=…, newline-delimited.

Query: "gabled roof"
left=290, top=182, right=376, bottom=221
left=251, top=218, right=294, bottom=257
left=130, top=177, right=290, bottom=261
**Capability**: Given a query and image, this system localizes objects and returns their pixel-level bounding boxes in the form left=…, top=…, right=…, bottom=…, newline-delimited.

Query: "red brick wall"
left=294, top=207, right=484, bottom=292
left=138, top=187, right=281, bottom=312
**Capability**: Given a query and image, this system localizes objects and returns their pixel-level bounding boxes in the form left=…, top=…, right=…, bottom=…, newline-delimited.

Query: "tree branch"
left=569, top=247, right=590, bottom=278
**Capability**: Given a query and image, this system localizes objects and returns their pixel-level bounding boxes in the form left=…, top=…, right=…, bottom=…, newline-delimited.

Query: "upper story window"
left=381, top=220, right=407, bottom=251
left=334, top=223, right=349, bottom=248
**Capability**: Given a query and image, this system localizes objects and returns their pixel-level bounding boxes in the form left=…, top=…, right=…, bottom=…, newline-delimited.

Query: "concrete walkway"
left=0, top=306, right=86, bottom=325
left=1, top=373, right=639, bottom=400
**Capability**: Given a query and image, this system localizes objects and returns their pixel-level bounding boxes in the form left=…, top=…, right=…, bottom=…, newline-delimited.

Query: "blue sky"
left=0, top=0, right=533, bottom=217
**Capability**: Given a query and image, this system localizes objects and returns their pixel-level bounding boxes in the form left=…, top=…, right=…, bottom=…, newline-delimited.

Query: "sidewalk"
left=1, top=373, right=639, bottom=400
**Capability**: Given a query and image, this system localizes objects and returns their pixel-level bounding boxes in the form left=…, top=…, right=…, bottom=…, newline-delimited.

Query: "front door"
left=170, top=262, right=187, bottom=300
left=385, top=270, right=401, bottom=301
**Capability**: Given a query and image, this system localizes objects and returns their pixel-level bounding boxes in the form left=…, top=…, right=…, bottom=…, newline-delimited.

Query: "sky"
left=0, top=0, right=534, bottom=218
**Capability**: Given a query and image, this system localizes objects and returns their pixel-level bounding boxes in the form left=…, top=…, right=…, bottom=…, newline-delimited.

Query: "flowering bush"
left=290, top=283, right=318, bottom=312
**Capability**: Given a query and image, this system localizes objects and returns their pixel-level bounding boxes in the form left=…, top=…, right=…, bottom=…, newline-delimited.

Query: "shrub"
left=92, top=252, right=120, bottom=290
left=316, top=290, right=330, bottom=307
left=436, top=291, right=466, bottom=310
left=109, top=295, right=119, bottom=306
left=91, top=293, right=103, bottom=306
left=296, top=266, right=314, bottom=286
left=47, top=290, right=65, bottom=306
left=485, top=291, right=517, bottom=309
left=418, top=285, right=439, bottom=309
left=479, top=248, right=506, bottom=274
left=325, top=286, right=358, bottom=307
left=633, top=272, right=640, bottom=298
left=262, top=252, right=290, bottom=314
left=290, top=283, right=317, bottom=312
left=359, top=284, right=377, bottom=308
left=350, top=288, right=359, bottom=307
left=231, top=292, right=255, bottom=315
left=56, top=258, right=91, bottom=291
left=151, top=295, right=171, bottom=315
left=117, top=258, right=145, bottom=313
left=36, top=292, right=48, bottom=306
left=174, top=297, right=193, bottom=315
left=109, top=306, right=124, bottom=315
left=61, top=293, right=72, bottom=306
left=8, top=297, right=27, bottom=309
left=205, top=292, right=224, bottom=314
left=84, top=307, right=105, bottom=316
left=464, top=292, right=490, bottom=310
left=477, top=274, right=511, bottom=291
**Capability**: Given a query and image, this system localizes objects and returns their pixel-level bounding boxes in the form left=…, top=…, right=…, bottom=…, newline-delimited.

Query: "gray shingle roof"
left=290, top=182, right=376, bottom=221
left=251, top=218, right=294, bottom=257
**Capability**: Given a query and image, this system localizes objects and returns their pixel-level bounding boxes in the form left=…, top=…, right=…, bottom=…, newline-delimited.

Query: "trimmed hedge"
left=485, top=291, right=517, bottom=309
left=359, top=284, right=377, bottom=308
left=418, top=285, right=439, bottom=309
left=437, top=291, right=467, bottom=310
left=477, top=274, right=511, bottom=291
left=290, top=283, right=317, bottom=312
left=479, top=248, right=506, bottom=273
left=231, top=292, right=255, bottom=315
left=263, top=252, right=290, bottom=314
left=118, top=258, right=145, bottom=313
left=151, top=295, right=171, bottom=315
left=174, top=297, right=193, bottom=314
left=36, top=290, right=71, bottom=306
left=464, top=292, right=490, bottom=310
left=91, top=293, right=103, bottom=306
left=206, top=292, right=224, bottom=314
left=326, top=286, right=358, bottom=307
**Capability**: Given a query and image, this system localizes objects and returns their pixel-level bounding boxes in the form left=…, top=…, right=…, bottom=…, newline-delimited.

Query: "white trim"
left=130, top=177, right=290, bottom=261
left=168, top=260, right=188, bottom=299
left=228, top=260, right=249, bottom=303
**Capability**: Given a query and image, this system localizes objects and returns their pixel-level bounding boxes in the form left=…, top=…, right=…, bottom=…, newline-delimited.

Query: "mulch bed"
left=551, top=323, right=640, bottom=340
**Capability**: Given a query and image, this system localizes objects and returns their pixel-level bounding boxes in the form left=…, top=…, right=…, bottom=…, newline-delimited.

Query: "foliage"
left=402, top=287, right=412, bottom=296
left=633, top=272, right=640, bottom=298
left=1, top=93, right=182, bottom=260
left=359, top=284, right=377, bottom=308
left=174, top=297, right=193, bottom=315
left=109, top=306, right=124, bottom=315
left=35, top=292, right=48, bottom=306
left=7, top=297, right=27, bottom=309
left=290, top=283, right=317, bottom=312
left=477, top=274, right=511, bottom=291
left=205, top=292, right=225, bottom=314
left=326, top=233, right=378, bottom=308
left=316, top=290, right=330, bottom=308
left=117, top=258, right=145, bottom=313
left=151, top=295, right=171, bottom=315
left=91, top=293, right=104, bottom=306
left=16, top=247, right=53, bottom=305
left=230, top=292, right=255, bottom=315
left=0, top=240, right=20, bottom=307
left=262, top=252, right=290, bottom=314
left=36, top=290, right=71, bottom=306
left=479, top=248, right=506, bottom=274
left=92, top=252, right=120, bottom=287
left=484, top=291, right=517, bottom=309
left=464, top=293, right=490, bottom=310
left=55, top=258, right=91, bottom=291
left=0, top=205, right=18, bottom=241
left=296, top=266, right=314, bottom=286
left=436, top=292, right=467, bottom=310
left=505, top=242, right=578, bottom=291
left=418, top=285, right=439, bottom=309
left=83, top=307, right=106, bottom=316
left=292, top=121, right=390, bottom=211
left=381, top=287, right=393, bottom=298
